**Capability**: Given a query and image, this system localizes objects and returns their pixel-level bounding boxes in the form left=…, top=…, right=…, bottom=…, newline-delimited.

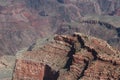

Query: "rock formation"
left=10, top=33, right=120, bottom=80
left=13, top=59, right=45, bottom=80
left=0, top=0, right=120, bottom=79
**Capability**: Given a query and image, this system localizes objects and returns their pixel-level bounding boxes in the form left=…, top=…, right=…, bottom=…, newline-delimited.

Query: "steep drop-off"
left=9, top=33, right=120, bottom=80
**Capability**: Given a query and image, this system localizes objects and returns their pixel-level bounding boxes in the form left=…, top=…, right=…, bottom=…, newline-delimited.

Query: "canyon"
left=0, top=0, right=120, bottom=79
left=0, top=0, right=120, bottom=55
left=1, top=33, right=120, bottom=80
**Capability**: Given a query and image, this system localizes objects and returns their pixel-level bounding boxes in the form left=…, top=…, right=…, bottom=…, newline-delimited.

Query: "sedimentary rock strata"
left=12, top=33, right=120, bottom=80
left=13, top=59, right=45, bottom=80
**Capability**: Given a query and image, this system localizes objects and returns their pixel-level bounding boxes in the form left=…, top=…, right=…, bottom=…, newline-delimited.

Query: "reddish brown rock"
left=81, top=61, right=120, bottom=80
left=12, top=33, right=120, bottom=80
left=13, top=59, right=45, bottom=80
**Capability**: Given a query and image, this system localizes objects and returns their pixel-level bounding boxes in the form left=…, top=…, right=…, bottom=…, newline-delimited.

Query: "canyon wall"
left=0, top=0, right=120, bottom=55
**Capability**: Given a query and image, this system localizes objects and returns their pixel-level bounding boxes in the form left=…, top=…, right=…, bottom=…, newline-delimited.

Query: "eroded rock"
left=12, top=33, right=120, bottom=80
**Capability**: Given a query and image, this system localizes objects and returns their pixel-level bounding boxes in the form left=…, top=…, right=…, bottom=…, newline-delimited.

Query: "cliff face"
left=13, top=59, right=45, bottom=80
left=11, top=33, right=120, bottom=80
left=0, top=0, right=53, bottom=55
left=56, top=0, right=120, bottom=16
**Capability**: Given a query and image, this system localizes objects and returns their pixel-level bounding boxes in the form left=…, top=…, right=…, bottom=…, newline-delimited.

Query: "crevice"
left=63, top=34, right=85, bottom=70
left=78, top=60, right=89, bottom=79
left=116, top=28, right=120, bottom=37
left=73, top=35, right=99, bottom=79
left=64, top=43, right=76, bottom=70
left=91, top=49, right=98, bottom=60
left=97, top=57, right=120, bottom=66
left=78, top=48, right=98, bottom=79
left=76, top=35, right=85, bottom=48
left=43, top=65, right=59, bottom=80
left=86, top=46, right=98, bottom=60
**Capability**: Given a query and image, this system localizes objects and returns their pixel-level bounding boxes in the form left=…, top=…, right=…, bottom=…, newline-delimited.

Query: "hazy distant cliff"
left=0, top=0, right=120, bottom=55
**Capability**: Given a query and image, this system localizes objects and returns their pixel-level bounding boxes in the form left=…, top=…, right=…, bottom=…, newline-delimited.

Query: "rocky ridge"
left=10, top=33, right=120, bottom=80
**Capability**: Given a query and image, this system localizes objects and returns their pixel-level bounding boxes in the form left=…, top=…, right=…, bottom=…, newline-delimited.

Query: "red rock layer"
left=13, top=59, right=45, bottom=80
left=13, top=33, right=120, bottom=80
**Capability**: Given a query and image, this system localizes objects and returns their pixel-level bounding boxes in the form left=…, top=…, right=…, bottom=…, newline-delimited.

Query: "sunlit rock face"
left=13, top=59, right=45, bottom=80
left=12, top=33, right=120, bottom=80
